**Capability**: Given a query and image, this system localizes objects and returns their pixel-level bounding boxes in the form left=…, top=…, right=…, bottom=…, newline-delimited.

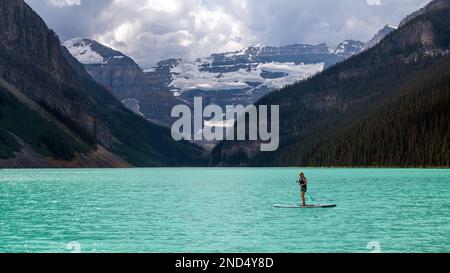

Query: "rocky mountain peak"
left=334, top=40, right=366, bottom=57
left=64, top=38, right=128, bottom=65
left=364, top=25, right=397, bottom=50
left=399, top=0, right=450, bottom=28
left=64, top=38, right=183, bottom=127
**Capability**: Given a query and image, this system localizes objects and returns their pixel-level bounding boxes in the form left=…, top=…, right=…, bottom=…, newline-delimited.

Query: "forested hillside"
left=263, top=56, right=450, bottom=167
left=211, top=0, right=450, bottom=168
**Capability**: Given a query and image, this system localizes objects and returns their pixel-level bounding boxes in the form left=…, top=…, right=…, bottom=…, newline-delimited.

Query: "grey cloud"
left=25, top=0, right=431, bottom=68
left=26, top=0, right=112, bottom=40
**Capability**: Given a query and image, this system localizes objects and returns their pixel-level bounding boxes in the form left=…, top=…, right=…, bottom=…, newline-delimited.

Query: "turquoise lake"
left=0, top=168, right=449, bottom=253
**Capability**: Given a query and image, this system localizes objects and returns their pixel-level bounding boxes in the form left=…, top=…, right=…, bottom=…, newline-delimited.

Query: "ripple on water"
left=0, top=168, right=449, bottom=253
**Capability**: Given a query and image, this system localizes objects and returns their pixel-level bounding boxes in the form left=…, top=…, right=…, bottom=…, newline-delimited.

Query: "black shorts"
left=301, top=186, right=307, bottom=193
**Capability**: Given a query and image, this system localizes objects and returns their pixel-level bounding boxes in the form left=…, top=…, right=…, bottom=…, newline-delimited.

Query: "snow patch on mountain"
left=64, top=38, right=106, bottom=65
left=169, top=60, right=324, bottom=94
left=334, top=41, right=348, bottom=55
left=334, top=40, right=366, bottom=57
left=257, top=62, right=324, bottom=89
left=121, top=98, right=144, bottom=117
left=170, top=61, right=253, bottom=91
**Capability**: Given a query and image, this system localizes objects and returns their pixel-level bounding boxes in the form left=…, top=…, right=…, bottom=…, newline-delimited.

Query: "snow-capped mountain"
left=364, top=25, right=397, bottom=50
left=334, top=40, right=366, bottom=58
left=164, top=58, right=324, bottom=107
left=64, top=38, right=182, bottom=127
left=144, top=42, right=364, bottom=108
left=64, top=38, right=125, bottom=64
left=64, top=38, right=366, bottom=128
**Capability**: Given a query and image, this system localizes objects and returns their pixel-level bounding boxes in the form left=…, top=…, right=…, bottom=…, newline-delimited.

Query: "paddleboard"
left=274, top=204, right=337, bottom=209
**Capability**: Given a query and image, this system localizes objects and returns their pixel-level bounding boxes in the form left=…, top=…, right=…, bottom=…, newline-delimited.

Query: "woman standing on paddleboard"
left=299, top=173, right=308, bottom=207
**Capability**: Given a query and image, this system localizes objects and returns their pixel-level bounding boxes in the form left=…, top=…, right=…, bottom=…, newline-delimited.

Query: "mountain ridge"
left=64, top=38, right=183, bottom=127
left=65, top=29, right=392, bottom=128
left=0, top=0, right=205, bottom=167
left=364, top=25, right=397, bottom=50
left=64, top=38, right=368, bottom=132
left=211, top=0, right=450, bottom=167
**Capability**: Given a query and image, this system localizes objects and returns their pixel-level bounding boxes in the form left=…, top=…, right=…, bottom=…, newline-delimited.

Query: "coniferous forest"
left=212, top=6, right=450, bottom=168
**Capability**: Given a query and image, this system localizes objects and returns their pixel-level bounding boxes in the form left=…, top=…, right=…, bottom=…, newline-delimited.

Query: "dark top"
left=300, top=177, right=307, bottom=192
left=300, top=177, right=307, bottom=186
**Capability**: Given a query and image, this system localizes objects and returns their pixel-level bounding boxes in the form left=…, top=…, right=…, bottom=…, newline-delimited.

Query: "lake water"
left=0, top=168, right=449, bottom=253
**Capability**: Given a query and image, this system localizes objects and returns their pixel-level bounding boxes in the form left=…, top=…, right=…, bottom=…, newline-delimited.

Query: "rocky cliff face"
left=0, top=0, right=110, bottom=146
left=198, top=43, right=338, bottom=70
left=0, top=0, right=205, bottom=167
left=64, top=38, right=183, bottom=127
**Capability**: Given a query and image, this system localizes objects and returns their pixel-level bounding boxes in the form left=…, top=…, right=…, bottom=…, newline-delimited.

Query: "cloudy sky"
left=25, top=0, right=430, bottom=68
